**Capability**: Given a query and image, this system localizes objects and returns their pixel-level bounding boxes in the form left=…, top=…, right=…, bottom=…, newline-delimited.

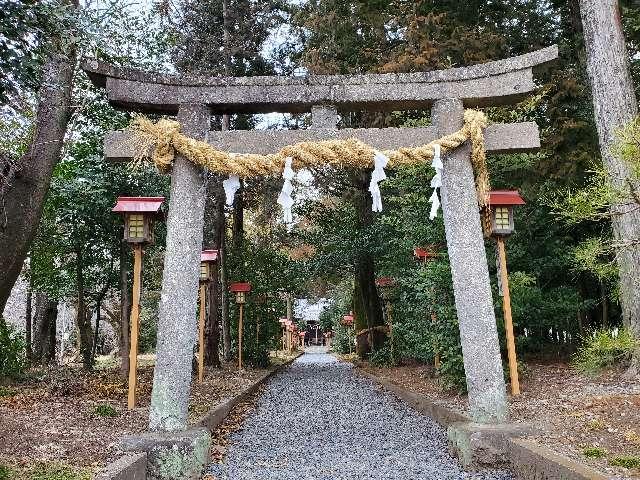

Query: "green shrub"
left=0, top=386, right=16, bottom=397
left=0, top=464, right=10, bottom=480
left=93, top=404, right=118, bottom=417
left=582, top=446, right=607, bottom=458
left=29, top=463, right=91, bottom=480
left=370, top=344, right=393, bottom=367
left=0, top=318, right=26, bottom=379
left=573, top=329, right=638, bottom=374
left=609, top=455, right=640, bottom=469
left=503, top=360, right=530, bottom=383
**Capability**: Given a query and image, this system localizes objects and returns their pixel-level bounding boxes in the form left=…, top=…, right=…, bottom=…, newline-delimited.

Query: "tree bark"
left=231, top=181, right=244, bottom=250
left=600, top=280, right=609, bottom=328
left=351, top=170, right=386, bottom=357
left=92, top=298, right=102, bottom=358
left=32, top=292, right=57, bottom=364
left=75, top=247, right=93, bottom=370
left=220, top=244, right=231, bottom=361
left=203, top=176, right=223, bottom=368
left=119, top=240, right=131, bottom=378
left=0, top=50, right=75, bottom=312
left=219, top=120, right=232, bottom=363
left=579, top=0, right=640, bottom=377
left=25, top=279, right=32, bottom=362
left=205, top=264, right=221, bottom=367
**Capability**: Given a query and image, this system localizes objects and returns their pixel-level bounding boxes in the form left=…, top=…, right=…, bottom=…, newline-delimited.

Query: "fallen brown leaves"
left=209, top=388, right=264, bottom=464
left=0, top=359, right=269, bottom=473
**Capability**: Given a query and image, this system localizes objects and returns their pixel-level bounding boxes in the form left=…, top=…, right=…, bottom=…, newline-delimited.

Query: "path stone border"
left=95, top=453, right=147, bottom=480
left=195, top=352, right=303, bottom=430
left=356, top=368, right=608, bottom=480
left=96, top=352, right=303, bottom=480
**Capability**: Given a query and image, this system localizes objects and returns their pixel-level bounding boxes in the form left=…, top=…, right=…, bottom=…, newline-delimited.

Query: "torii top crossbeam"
left=83, top=46, right=557, bottom=115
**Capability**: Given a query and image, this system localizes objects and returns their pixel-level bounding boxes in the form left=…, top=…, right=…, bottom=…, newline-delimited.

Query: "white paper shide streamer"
left=429, top=144, right=443, bottom=220
left=223, top=174, right=241, bottom=206
left=369, top=150, right=389, bottom=212
left=277, top=157, right=295, bottom=225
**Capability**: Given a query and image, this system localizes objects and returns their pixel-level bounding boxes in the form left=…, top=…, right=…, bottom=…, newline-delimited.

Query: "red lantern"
left=413, top=246, right=438, bottom=262
left=229, top=282, right=251, bottom=304
left=112, top=196, right=165, bottom=245
left=487, top=190, right=525, bottom=237
left=200, top=249, right=219, bottom=283
left=341, top=313, right=354, bottom=327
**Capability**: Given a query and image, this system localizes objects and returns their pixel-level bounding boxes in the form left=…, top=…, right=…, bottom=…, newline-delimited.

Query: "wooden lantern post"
left=112, top=196, right=165, bottom=409
left=486, top=190, right=526, bottom=396
left=198, top=249, right=219, bottom=383
left=414, top=246, right=440, bottom=369
left=279, top=318, right=287, bottom=353
left=342, top=313, right=354, bottom=354
left=230, top=282, right=251, bottom=369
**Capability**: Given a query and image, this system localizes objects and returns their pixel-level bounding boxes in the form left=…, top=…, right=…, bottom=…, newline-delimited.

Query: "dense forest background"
left=2, top=0, right=640, bottom=388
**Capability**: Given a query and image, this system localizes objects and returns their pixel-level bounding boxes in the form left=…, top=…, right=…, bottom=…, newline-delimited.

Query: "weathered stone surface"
left=148, top=104, right=209, bottom=432
left=119, top=428, right=211, bottom=480
left=434, top=99, right=508, bottom=424
left=310, top=105, right=339, bottom=129
left=95, top=453, right=147, bottom=480
left=508, top=438, right=609, bottom=480
left=105, top=122, right=541, bottom=162
left=82, top=46, right=557, bottom=114
left=447, top=422, right=530, bottom=470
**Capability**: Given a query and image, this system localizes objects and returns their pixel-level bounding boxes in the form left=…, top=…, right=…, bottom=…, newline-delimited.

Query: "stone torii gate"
left=84, top=45, right=557, bottom=478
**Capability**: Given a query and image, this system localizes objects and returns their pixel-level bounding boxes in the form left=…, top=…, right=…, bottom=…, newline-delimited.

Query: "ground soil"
left=355, top=358, right=640, bottom=479
left=0, top=354, right=285, bottom=478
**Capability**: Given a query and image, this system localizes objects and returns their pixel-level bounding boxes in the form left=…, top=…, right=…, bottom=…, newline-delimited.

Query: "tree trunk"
left=232, top=181, right=244, bottom=250
left=218, top=127, right=232, bottom=363
left=119, top=240, right=131, bottom=378
left=220, top=244, right=231, bottom=361
left=351, top=170, right=386, bottom=358
left=600, top=280, right=609, bottom=328
left=92, top=298, right=102, bottom=358
left=32, top=292, right=57, bottom=364
left=75, top=247, right=93, bottom=370
left=0, top=50, right=75, bottom=312
left=205, top=265, right=221, bottom=367
left=204, top=174, right=227, bottom=366
left=25, top=280, right=32, bottom=362
left=579, top=0, right=640, bottom=377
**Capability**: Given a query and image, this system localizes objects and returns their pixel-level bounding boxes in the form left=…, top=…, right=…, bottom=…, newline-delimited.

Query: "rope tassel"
left=223, top=175, right=240, bottom=206
left=429, top=144, right=443, bottom=220
left=277, top=157, right=295, bottom=226
left=369, top=151, right=389, bottom=212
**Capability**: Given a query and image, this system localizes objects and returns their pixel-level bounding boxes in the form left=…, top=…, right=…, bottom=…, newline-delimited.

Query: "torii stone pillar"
left=120, top=104, right=212, bottom=480
left=149, top=103, right=209, bottom=432
left=434, top=99, right=507, bottom=423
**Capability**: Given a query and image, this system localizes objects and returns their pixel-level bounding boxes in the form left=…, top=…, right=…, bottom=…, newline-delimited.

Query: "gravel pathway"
left=206, top=348, right=512, bottom=480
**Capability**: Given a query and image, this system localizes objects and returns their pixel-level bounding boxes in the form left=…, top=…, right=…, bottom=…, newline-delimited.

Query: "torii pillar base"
left=119, top=428, right=211, bottom=480
left=447, top=422, right=531, bottom=470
